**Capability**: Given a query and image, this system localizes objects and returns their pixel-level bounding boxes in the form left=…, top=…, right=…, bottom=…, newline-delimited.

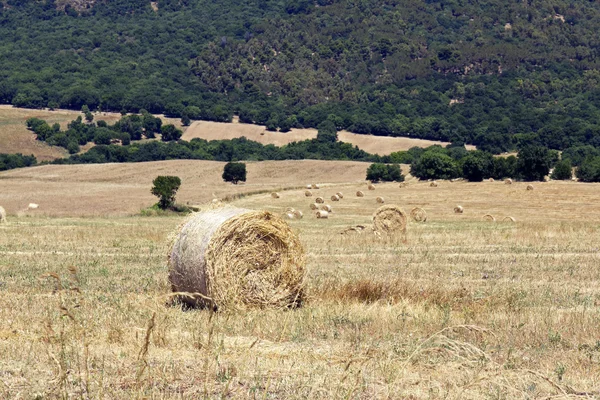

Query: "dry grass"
left=2, top=170, right=600, bottom=397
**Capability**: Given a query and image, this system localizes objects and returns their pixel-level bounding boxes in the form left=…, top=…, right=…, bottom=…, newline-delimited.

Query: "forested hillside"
left=2, top=0, right=600, bottom=153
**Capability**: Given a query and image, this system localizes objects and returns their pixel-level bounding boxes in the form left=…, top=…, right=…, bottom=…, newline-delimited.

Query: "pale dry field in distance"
left=1, top=162, right=600, bottom=398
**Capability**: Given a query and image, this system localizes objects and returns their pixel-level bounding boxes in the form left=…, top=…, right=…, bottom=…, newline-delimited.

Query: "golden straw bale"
left=331, top=195, right=340, bottom=202
left=306, top=184, right=312, bottom=189
left=0, top=206, right=6, bottom=223
left=526, top=184, right=534, bottom=191
left=505, top=178, right=513, bottom=185
left=316, top=210, right=329, bottom=219
left=503, top=216, right=516, bottom=222
left=368, top=183, right=376, bottom=190
left=305, top=190, right=313, bottom=197
left=376, top=196, right=385, bottom=204
left=430, top=181, right=438, bottom=187
left=410, top=207, right=427, bottom=222
left=284, top=212, right=295, bottom=220
left=356, top=191, right=364, bottom=197
left=311, top=184, right=320, bottom=189
left=399, top=183, right=407, bottom=188
left=271, top=192, right=281, bottom=199
left=454, top=205, right=464, bottom=214
left=309, top=203, right=319, bottom=210
left=293, top=210, right=303, bottom=219
left=372, top=205, right=407, bottom=235
left=168, top=207, right=305, bottom=310
left=315, top=197, right=325, bottom=204
left=483, top=214, right=496, bottom=222
left=336, top=192, right=344, bottom=199
left=489, top=178, right=495, bottom=182
left=320, top=204, right=332, bottom=212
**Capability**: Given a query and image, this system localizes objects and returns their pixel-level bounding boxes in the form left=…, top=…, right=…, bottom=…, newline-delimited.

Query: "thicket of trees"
left=366, top=163, right=404, bottom=183
left=0, top=153, right=37, bottom=171
left=2, top=0, right=600, bottom=153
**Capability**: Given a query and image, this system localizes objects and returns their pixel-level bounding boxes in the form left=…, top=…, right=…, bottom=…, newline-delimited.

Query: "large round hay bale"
left=483, top=214, right=496, bottom=222
left=454, top=205, right=464, bottom=214
left=503, top=216, right=516, bottom=222
left=0, top=206, right=6, bottom=223
left=505, top=178, right=513, bottom=185
left=368, top=183, right=376, bottom=190
left=356, top=191, right=364, bottom=197
left=489, top=178, right=495, bottom=182
left=410, top=207, right=427, bottom=222
left=293, top=210, right=303, bottom=219
left=284, top=212, right=295, bottom=220
left=430, top=181, right=438, bottom=187
left=316, top=210, right=329, bottom=219
left=28, top=203, right=39, bottom=210
left=376, top=196, right=385, bottom=204
left=271, top=192, right=281, bottom=199
left=168, top=208, right=305, bottom=310
left=309, top=203, right=319, bottom=210
left=315, top=196, right=325, bottom=204
left=320, top=204, right=332, bottom=212
left=331, top=194, right=340, bottom=202
left=311, top=184, right=320, bottom=189
left=372, top=205, right=407, bottom=235
left=336, top=192, right=344, bottom=199
left=526, top=184, right=534, bottom=191
left=305, top=190, right=313, bottom=197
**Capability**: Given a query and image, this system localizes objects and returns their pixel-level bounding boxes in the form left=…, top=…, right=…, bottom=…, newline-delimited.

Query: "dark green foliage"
left=151, top=176, right=182, bottom=210
left=492, top=156, right=517, bottom=180
left=516, top=145, right=552, bottom=181
left=161, top=124, right=183, bottom=141
left=551, top=160, right=573, bottom=180
left=561, top=146, right=600, bottom=167
left=0, top=153, right=37, bottom=171
left=366, top=163, right=404, bottom=182
left=576, top=157, right=600, bottom=182
left=410, top=151, right=460, bottom=180
left=181, top=115, right=191, bottom=127
left=316, top=120, right=338, bottom=143
left=222, top=162, right=247, bottom=184
left=461, top=152, right=494, bottom=182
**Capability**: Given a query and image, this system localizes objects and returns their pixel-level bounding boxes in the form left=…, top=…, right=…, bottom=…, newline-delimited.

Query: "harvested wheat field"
left=2, top=172, right=600, bottom=398
left=182, top=117, right=473, bottom=155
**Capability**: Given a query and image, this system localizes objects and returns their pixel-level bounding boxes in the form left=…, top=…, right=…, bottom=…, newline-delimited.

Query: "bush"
left=410, top=151, right=460, bottom=180
left=161, top=124, right=182, bottom=141
left=366, top=163, right=404, bottom=182
left=151, top=176, right=182, bottom=210
left=516, top=145, right=552, bottom=181
left=461, top=152, right=493, bottom=182
left=576, top=157, right=600, bottom=182
left=222, top=162, right=247, bottom=184
left=551, top=160, right=573, bottom=180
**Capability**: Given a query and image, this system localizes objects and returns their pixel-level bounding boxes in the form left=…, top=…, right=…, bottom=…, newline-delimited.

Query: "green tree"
left=366, top=163, right=387, bottom=182
left=85, top=111, right=94, bottom=123
left=222, top=162, right=247, bottom=184
left=576, top=157, right=600, bottom=182
left=517, top=145, right=552, bottom=181
left=151, top=175, right=182, bottom=209
left=461, top=152, right=493, bottom=181
left=181, top=115, right=191, bottom=126
left=551, top=160, right=573, bottom=180
left=316, top=120, right=338, bottom=143
left=161, top=124, right=182, bottom=141
left=410, top=151, right=460, bottom=180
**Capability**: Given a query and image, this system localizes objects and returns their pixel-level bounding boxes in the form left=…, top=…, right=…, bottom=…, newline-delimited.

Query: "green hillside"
left=1, top=0, right=600, bottom=152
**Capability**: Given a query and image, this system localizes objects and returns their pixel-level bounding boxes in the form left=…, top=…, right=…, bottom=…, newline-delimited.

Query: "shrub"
left=222, top=162, right=247, bottom=184
left=551, top=160, right=573, bottom=180
left=517, top=145, right=552, bottom=181
left=576, top=157, right=600, bottom=182
left=151, top=175, right=182, bottom=210
left=366, top=163, right=404, bottom=182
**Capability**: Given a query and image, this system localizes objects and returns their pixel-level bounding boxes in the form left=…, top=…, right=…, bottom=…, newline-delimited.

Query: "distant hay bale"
left=430, top=181, right=438, bottom=187
left=168, top=207, right=305, bottom=310
left=28, top=203, right=39, bottom=210
left=489, top=178, right=495, bottom=182
left=331, top=195, right=340, bottom=202
left=293, top=210, right=303, bottom=219
left=356, top=191, right=364, bottom=197
left=526, top=184, right=534, bottom=191
left=503, top=216, right=516, bottom=222
left=315, top=197, right=325, bottom=204
left=454, top=205, right=464, bottom=214
left=320, top=204, right=332, bottom=212
left=309, top=203, right=319, bottom=210
left=483, top=214, right=496, bottom=222
left=368, top=184, right=376, bottom=190
left=340, top=225, right=367, bottom=235
left=316, top=210, right=329, bottom=219
left=311, top=184, right=320, bottom=189
left=376, top=196, right=385, bottom=204
left=399, top=183, right=407, bottom=188
left=306, top=184, right=312, bottom=189
left=304, top=190, right=313, bottom=197
left=284, top=212, right=295, bottom=220
left=336, top=192, right=344, bottom=199
left=410, top=207, right=427, bottom=222
left=372, top=205, right=407, bottom=235
left=0, top=206, right=6, bottom=223
left=285, top=207, right=295, bottom=213
left=271, top=192, right=281, bottom=199
left=505, top=179, right=513, bottom=185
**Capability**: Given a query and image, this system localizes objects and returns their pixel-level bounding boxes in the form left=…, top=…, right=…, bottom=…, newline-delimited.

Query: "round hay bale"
left=309, top=203, right=319, bottom=210
left=399, top=183, right=407, bottom=188
left=284, top=212, right=295, bottom=220
left=368, top=184, right=376, bottom=190
left=454, top=205, right=464, bottom=214
left=312, top=184, right=320, bottom=189
left=372, top=205, right=407, bottom=235
left=489, top=178, right=495, bottom=182
left=293, top=210, right=303, bottom=219
left=376, top=196, right=385, bottom=204
left=271, top=192, right=281, bottom=199
left=526, top=184, right=534, bottom=191
left=28, top=203, right=39, bottom=210
left=304, top=190, right=313, bottom=197
left=331, top=194, right=340, bottom=202
left=306, top=184, right=312, bottom=190
left=505, top=178, right=513, bottom=185
left=168, top=207, right=305, bottom=310
left=430, top=181, right=438, bottom=187
left=503, top=216, right=516, bottom=222
left=316, top=210, right=329, bottom=219
left=410, top=207, right=427, bottom=222
left=0, top=206, right=6, bottom=224
left=356, top=191, right=364, bottom=197
left=315, top=197, right=325, bottom=204
left=285, top=207, right=295, bottom=213
left=483, top=214, right=496, bottom=222
left=336, top=192, right=344, bottom=199
left=320, top=204, right=332, bottom=212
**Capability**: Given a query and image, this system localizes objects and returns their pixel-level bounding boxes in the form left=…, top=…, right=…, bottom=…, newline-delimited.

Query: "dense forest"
left=1, top=0, right=600, bottom=153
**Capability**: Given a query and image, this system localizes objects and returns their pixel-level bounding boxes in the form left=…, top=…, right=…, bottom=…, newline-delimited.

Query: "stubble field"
left=1, top=162, right=600, bottom=399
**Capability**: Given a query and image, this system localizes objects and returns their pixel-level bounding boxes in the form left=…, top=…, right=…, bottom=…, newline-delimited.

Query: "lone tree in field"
left=151, top=176, right=182, bottom=209
left=222, top=162, right=247, bottom=184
